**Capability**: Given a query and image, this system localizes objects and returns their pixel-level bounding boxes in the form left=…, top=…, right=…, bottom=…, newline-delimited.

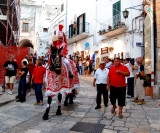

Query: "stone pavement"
left=0, top=75, right=160, bottom=133
left=0, top=80, right=19, bottom=106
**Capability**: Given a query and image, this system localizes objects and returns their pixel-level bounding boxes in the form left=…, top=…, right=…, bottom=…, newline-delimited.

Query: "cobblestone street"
left=0, top=76, right=160, bottom=133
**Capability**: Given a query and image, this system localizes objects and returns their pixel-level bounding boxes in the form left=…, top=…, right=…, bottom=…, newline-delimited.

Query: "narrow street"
left=0, top=76, right=160, bottom=133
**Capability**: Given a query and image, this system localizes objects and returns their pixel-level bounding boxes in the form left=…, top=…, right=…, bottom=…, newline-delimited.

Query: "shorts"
left=110, top=86, right=126, bottom=106
left=5, top=76, right=16, bottom=84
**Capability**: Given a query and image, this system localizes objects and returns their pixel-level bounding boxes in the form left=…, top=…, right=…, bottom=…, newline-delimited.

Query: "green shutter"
left=71, top=24, right=73, bottom=37
left=77, top=16, right=80, bottom=35
left=113, top=0, right=121, bottom=26
left=83, top=13, right=86, bottom=32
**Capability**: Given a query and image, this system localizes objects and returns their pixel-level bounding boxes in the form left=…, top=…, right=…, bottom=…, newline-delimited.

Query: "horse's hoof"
left=56, top=110, right=62, bottom=115
left=42, top=113, right=48, bottom=120
left=64, top=101, right=68, bottom=106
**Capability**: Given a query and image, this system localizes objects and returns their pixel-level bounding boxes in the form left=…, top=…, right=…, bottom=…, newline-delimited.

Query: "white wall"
left=94, top=0, right=144, bottom=61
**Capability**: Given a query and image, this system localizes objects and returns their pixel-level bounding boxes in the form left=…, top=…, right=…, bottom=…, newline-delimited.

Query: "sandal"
left=111, top=106, right=117, bottom=114
left=118, top=112, right=123, bottom=119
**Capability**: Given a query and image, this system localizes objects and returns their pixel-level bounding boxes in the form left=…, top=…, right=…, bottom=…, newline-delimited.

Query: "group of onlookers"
left=3, top=54, right=47, bottom=105
left=93, top=57, right=145, bottom=119
left=74, top=57, right=94, bottom=76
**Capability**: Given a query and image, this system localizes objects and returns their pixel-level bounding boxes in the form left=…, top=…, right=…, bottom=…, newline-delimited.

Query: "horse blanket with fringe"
left=45, top=59, right=79, bottom=97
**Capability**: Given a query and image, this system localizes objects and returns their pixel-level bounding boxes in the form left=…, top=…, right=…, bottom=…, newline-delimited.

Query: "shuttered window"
left=23, top=23, right=29, bottom=32
left=77, top=13, right=86, bottom=35
left=113, top=0, right=121, bottom=26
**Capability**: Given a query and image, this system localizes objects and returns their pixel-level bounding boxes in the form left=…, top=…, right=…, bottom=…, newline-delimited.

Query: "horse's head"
left=49, top=45, right=62, bottom=75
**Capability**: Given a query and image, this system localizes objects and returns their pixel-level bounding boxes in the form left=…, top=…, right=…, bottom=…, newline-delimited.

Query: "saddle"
left=49, top=45, right=63, bottom=75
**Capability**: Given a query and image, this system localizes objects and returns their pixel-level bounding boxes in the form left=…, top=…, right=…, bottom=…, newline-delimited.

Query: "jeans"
left=127, top=77, right=134, bottom=97
left=18, top=79, right=26, bottom=102
left=78, top=66, right=83, bottom=75
left=34, top=83, right=43, bottom=103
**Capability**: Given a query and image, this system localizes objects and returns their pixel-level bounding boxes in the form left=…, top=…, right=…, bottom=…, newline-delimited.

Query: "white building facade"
left=48, top=0, right=144, bottom=68
left=20, top=0, right=57, bottom=56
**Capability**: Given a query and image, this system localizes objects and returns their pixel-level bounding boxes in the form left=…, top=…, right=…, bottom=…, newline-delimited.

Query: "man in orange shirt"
left=107, top=58, right=130, bottom=118
left=31, top=59, right=46, bottom=105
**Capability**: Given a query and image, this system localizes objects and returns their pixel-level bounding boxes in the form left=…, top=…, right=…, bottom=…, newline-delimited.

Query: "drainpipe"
left=150, top=0, right=155, bottom=97
left=65, top=0, right=68, bottom=33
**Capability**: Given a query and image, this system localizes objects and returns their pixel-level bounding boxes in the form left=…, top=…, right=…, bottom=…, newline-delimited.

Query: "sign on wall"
left=101, top=47, right=108, bottom=55
left=85, top=42, right=90, bottom=47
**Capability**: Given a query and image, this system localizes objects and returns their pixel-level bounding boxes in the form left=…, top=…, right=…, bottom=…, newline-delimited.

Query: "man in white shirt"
left=104, top=57, right=112, bottom=69
left=93, top=61, right=109, bottom=109
left=124, top=59, right=135, bottom=97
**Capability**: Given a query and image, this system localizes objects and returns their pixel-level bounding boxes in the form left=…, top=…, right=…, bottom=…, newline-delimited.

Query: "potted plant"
left=114, top=24, right=118, bottom=29
left=102, top=29, right=106, bottom=34
left=108, top=25, right=112, bottom=30
left=98, top=30, right=102, bottom=35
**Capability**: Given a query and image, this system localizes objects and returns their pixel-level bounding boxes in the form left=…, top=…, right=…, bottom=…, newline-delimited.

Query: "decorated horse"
left=42, top=25, right=79, bottom=120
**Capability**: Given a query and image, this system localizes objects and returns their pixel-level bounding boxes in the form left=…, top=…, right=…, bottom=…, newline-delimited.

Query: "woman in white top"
left=124, top=59, right=135, bottom=97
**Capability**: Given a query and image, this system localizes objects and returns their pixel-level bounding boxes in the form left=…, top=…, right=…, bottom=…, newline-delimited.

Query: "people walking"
left=27, top=59, right=35, bottom=96
left=93, top=61, right=109, bottom=109
left=124, top=58, right=134, bottom=98
left=16, top=61, right=28, bottom=102
left=31, top=59, right=46, bottom=105
left=107, top=58, right=130, bottom=118
left=104, top=57, right=112, bottom=69
left=3, top=55, right=18, bottom=95
left=132, top=57, right=145, bottom=105
left=78, top=58, right=83, bottom=75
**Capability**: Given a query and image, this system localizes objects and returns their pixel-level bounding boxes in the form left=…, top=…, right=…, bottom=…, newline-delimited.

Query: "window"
left=61, top=4, right=64, bottom=12
left=113, top=0, right=121, bottom=26
left=23, top=23, right=29, bottom=32
left=43, top=28, right=48, bottom=32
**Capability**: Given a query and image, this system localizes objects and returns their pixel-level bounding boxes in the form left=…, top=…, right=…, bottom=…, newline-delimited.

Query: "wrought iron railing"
left=65, top=22, right=89, bottom=40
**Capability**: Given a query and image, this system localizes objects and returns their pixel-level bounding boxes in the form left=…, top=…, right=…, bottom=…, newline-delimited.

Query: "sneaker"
left=8, top=91, right=12, bottom=95
left=27, top=92, right=31, bottom=96
left=34, top=102, right=40, bottom=105
left=126, top=95, right=132, bottom=98
left=137, top=101, right=145, bottom=105
left=40, top=101, right=43, bottom=105
left=132, top=99, right=139, bottom=102
left=95, top=106, right=101, bottom=109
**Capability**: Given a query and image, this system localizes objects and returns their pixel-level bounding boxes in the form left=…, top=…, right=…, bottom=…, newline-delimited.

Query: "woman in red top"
left=31, top=59, right=46, bottom=105
left=107, top=58, right=130, bottom=118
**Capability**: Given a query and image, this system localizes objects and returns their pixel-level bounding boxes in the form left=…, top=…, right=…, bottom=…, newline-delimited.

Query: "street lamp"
left=123, top=10, right=129, bottom=19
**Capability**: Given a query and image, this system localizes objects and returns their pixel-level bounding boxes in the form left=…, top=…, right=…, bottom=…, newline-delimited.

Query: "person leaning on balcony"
left=107, top=57, right=130, bottom=119
left=132, top=57, right=145, bottom=105
left=73, top=21, right=77, bottom=35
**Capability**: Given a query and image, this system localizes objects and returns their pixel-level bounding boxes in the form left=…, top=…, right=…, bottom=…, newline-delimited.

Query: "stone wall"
left=156, top=0, right=160, bottom=83
left=144, top=15, right=151, bottom=74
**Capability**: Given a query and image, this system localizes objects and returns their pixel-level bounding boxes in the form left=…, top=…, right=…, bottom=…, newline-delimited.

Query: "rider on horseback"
left=51, top=24, right=74, bottom=78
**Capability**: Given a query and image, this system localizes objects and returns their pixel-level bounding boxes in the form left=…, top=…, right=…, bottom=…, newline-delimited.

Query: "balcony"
left=66, top=22, right=89, bottom=45
left=99, top=13, right=128, bottom=37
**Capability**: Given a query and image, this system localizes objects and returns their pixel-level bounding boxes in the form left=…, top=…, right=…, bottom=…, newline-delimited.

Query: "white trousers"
left=62, top=57, right=73, bottom=74
left=134, top=78, right=145, bottom=100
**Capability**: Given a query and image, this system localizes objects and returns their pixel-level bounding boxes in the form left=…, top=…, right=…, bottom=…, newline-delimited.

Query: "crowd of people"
left=3, top=54, right=47, bottom=105
left=73, top=56, right=94, bottom=76
left=93, top=56, right=146, bottom=119
left=2, top=53, right=147, bottom=118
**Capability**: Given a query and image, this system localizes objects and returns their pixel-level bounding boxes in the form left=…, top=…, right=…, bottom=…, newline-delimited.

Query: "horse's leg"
left=42, top=96, right=52, bottom=120
left=69, top=93, right=73, bottom=104
left=56, top=93, right=62, bottom=115
left=64, top=94, right=69, bottom=106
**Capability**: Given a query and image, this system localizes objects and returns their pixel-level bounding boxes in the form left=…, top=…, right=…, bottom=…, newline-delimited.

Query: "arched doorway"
left=19, top=39, right=34, bottom=48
